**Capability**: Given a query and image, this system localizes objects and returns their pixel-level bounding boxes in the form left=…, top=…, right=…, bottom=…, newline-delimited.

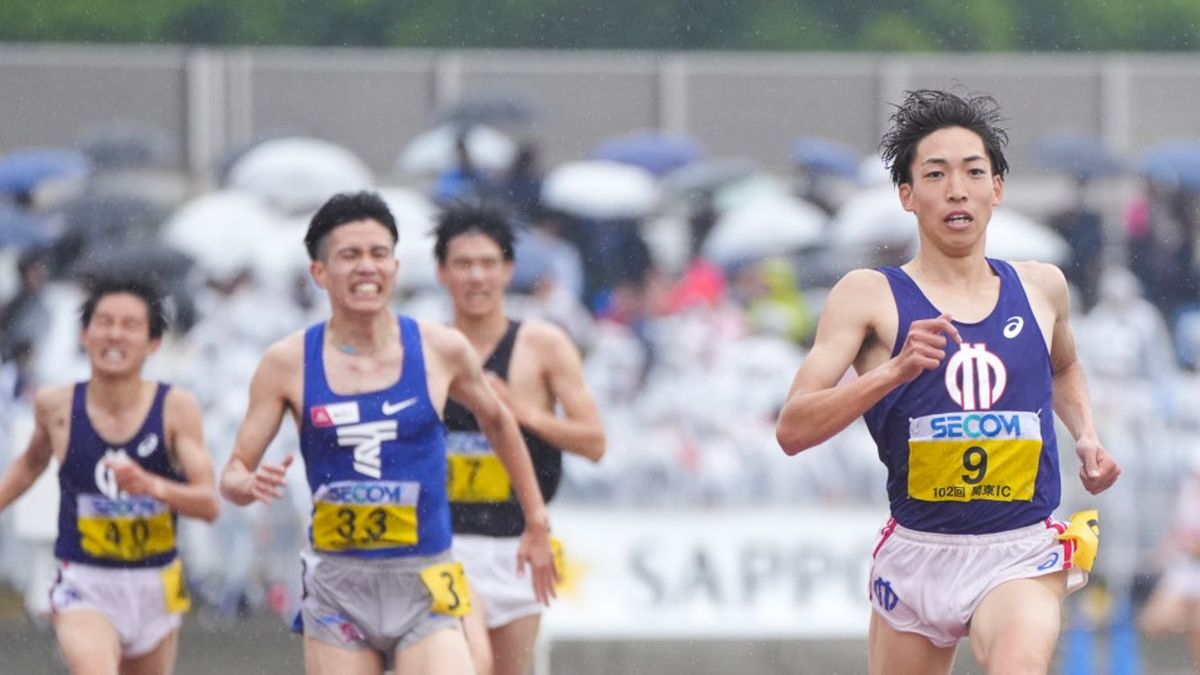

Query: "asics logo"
left=136, top=434, right=159, bottom=458
left=1003, top=316, right=1024, bottom=338
left=381, top=398, right=418, bottom=416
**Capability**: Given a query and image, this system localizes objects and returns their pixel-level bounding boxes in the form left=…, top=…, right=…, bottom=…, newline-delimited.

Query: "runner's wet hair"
left=880, top=89, right=1010, bottom=186
left=305, top=191, right=398, bottom=260
left=80, top=276, right=168, bottom=339
left=433, top=202, right=517, bottom=264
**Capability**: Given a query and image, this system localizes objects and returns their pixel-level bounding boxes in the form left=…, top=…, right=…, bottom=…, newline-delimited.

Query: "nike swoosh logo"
left=382, top=397, right=419, bottom=416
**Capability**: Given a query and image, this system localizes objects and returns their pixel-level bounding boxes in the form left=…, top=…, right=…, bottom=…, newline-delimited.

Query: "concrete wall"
left=2, top=46, right=1198, bottom=181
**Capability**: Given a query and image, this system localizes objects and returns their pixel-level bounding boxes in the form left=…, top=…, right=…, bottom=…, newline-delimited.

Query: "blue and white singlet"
left=299, top=315, right=452, bottom=558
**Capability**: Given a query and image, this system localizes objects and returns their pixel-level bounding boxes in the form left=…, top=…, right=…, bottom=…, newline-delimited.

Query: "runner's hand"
left=105, top=455, right=158, bottom=497
left=892, top=312, right=962, bottom=383
left=1076, top=438, right=1120, bottom=494
left=251, top=454, right=294, bottom=503
left=517, top=524, right=558, bottom=606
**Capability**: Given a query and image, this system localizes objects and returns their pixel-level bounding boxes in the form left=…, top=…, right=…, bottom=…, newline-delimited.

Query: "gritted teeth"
left=351, top=282, right=381, bottom=295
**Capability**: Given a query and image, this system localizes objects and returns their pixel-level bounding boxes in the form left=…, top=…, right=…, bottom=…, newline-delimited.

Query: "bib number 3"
left=420, top=561, right=472, bottom=618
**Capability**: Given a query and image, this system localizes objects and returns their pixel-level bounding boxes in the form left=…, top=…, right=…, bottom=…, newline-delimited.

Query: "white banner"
left=543, top=507, right=888, bottom=640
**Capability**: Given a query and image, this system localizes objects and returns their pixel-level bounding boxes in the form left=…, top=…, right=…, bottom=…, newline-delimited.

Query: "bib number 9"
left=961, top=446, right=988, bottom=485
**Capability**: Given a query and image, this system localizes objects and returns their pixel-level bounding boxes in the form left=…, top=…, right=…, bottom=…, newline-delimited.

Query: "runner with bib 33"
left=220, top=191, right=556, bottom=675
left=775, top=90, right=1120, bottom=675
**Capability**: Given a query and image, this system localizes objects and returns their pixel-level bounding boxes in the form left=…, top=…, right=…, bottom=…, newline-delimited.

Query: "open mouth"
left=945, top=212, right=973, bottom=227
left=350, top=282, right=382, bottom=298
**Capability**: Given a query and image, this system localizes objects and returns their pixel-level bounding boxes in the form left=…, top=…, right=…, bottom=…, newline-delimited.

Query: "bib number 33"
left=420, top=561, right=472, bottom=618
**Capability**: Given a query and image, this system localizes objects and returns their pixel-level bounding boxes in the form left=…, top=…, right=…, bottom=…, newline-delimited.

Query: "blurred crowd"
left=2, top=97, right=1200, bottom=636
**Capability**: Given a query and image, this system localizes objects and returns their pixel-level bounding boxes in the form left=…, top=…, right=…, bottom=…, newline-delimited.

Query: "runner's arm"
left=0, top=388, right=56, bottom=511
left=221, top=343, right=295, bottom=506
left=1040, top=264, right=1120, bottom=494
left=777, top=270, right=954, bottom=454
left=444, top=330, right=558, bottom=603
left=110, top=388, right=219, bottom=521
left=488, top=324, right=605, bottom=462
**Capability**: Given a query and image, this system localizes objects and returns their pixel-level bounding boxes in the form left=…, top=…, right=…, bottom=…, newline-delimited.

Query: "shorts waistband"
left=890, top=518, right=1057, bottom=546
left=302, top=548, right=451, bottom=571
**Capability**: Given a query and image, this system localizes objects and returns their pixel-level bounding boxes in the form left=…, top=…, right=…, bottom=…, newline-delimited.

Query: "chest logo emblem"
left=945, top=343, right=1008, bottom=411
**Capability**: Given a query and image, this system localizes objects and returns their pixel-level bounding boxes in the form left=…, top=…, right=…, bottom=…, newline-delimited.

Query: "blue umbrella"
left=592, top=131, right=704, bottom=177
left=790, top=138, right=861, bottom=179
left=1137, top=140, right=1200, bottom=190
left=0, top=148, right=89, bottom=197
left=1032, top=132, right=1122, bottom=180
left=0, top=202, right=52, bottom=249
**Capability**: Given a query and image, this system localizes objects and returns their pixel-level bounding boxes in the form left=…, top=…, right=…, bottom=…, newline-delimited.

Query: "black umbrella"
left=434, top=90, right=542, bottom=130
left=77, top=122, right=178, bottom=172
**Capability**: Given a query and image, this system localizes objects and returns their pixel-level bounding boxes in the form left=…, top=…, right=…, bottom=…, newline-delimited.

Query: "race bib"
left=161, top=558, right=191, bottom=614
left=311, top=481, right=419, bottom=552
left=446, top=432, right=512, bottom=503
left=907, top=411, right=1043, bottom=502
left=420, top=560, right=472, bottom=617
left=77, top=494, right=175, bottom=562
left=1058, top=509, right=1100, bottom=571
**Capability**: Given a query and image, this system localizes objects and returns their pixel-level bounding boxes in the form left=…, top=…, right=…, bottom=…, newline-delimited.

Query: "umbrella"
left=0, top=149, right=90, bottom=197
left=214, top=128, right=304, bottom=187
left=830, top=186, right=915, bottom=249
left=1136, top=140, right=1200, bottom=189
left=227, top=137, right=374, bottom=216
left=0, top=203, right=52, bottom=249
left=72, top=242, right=193, bottom=288
left=661, top=159, right=757, bottom=200
left=790, top=138, right=861, bottom=179
left=77, top=122, right=177, bottom=171
left=592, top=131, right=705, bottom=177
left=701, top=195, right=827, bottom=264
left=541, top=161, right=659, bottom=220
left=1032, top=132, right=1122, bottom=180
left=397, top=125, right=517, bottom=176
left=162, top=191, right=282, bottom=281
left=986, top=208, right=1069, bottom=265
left=434, top=90, right=541, bottom=130
left=378, top=187, right=440, bottom=291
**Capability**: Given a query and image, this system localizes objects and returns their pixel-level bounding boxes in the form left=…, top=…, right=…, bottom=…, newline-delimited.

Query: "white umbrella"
left=986, top=208, right=1070, bottom=265
left=701, top=195, right=827, bottom=264
left=161, top=190, right=281, bottom=281
left=830, top=186, right=914, bottom=249
left=227, top=137, right=374, bottom=216
left=396, top=125, right=516, bottom=176
left=541, top=160, right=659, bottom=220
left=378, top=187, right=440, bottom=290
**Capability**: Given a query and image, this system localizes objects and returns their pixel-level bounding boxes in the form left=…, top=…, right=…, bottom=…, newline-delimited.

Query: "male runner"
left=0, top=276, right=219, bottom=675
left=776, top=90, right=1121, bottom=674
left=434, top=203, right=605, bottom=675
left=220, top=191, right=556, bottom=675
